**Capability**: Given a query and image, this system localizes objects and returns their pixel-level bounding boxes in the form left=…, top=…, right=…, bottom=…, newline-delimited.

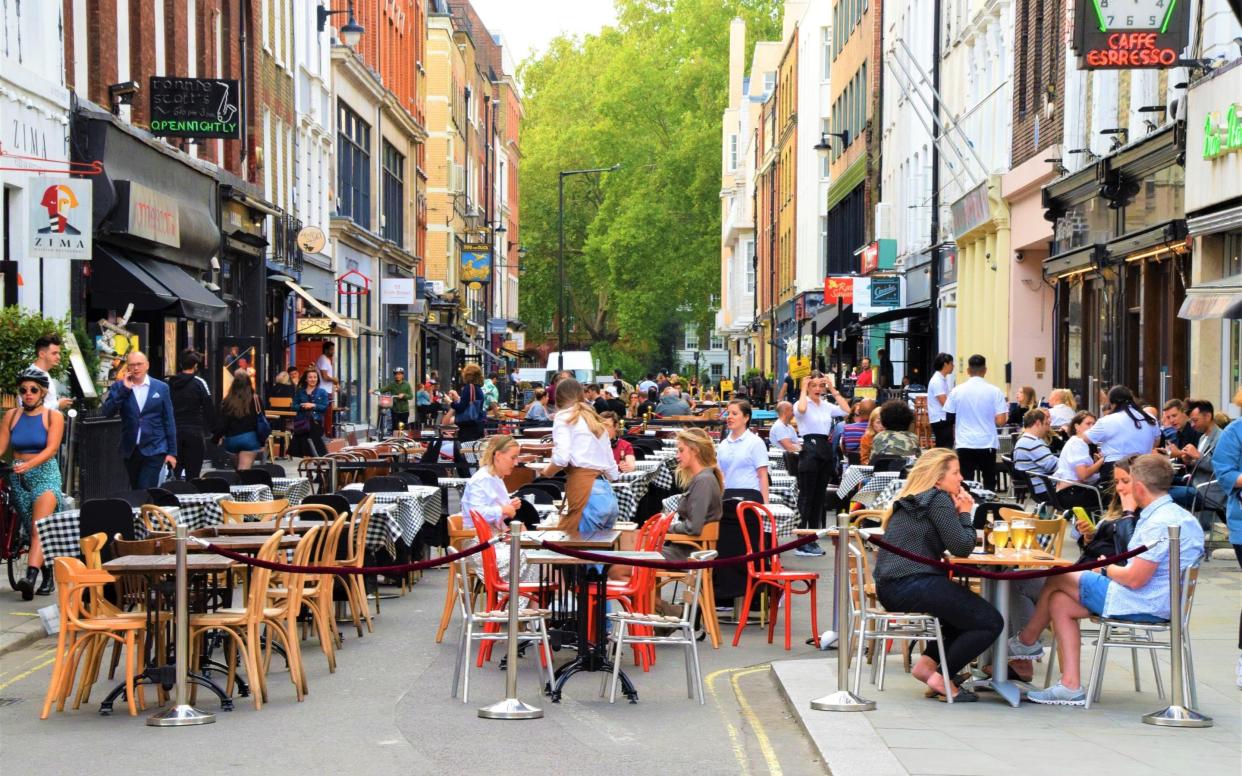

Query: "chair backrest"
left=447, top=513, right=474, bottom=550
left=629, top=513, right=674, bottom=596
left=80, top=499, right=137, bottom=563
left=363, top=476, right=407, bottom=493
left=527, top=481, right=564, bottom=499
left=192, top=477, right=232, bottom=494
left=345, top=495, right=374, bottom=565
left=240, top=531, right=285, bottom=623
left=974, top=502, right=1027, bottom=531
left=400, top=465, right=444, bottom=486
left=140, top=505, right=179, bottom=534
left=1032, top=518, right=1067, bottom=557
left=256, top=463, right=286, bottom=476
left=109, top=489, right=152, bottom=508
left=112, top=534, right=173, bottom=556
left=301, top=494, right=351, bottom=519
left=270, top=396, right=293, bottom=410
left=79, top=532, right=108, bottom=570
left=203, top=470, right=241, bottom=485
left=298, top=458, right=335, bottom=494
left=1181, top=565, right=1201, bottom=625
left=219, top=499, right=289, bottom=524
left=237, top=468, right=274, bottom=487
left=870, top=456, right=907, bottom=474
left=336, top=489, right=367, bottom=505
left=514, top=486, right=553, bottom=505
left=158, top=480, right=199, bottom=495
left=145, top=488, right=181, bottom=507
left=502, top=465, right=536, bottom=493
left=52, top=556, right=118, bottom=630
left=736, top=501, right=780, bottom=577
left=274, top=504, right=337, bottom=528
left=469, top=511, right=505, bottom=595
left=680, top=549, right=719, bottom=621
left=276, top=524, right=320, bottom=613
left=849, top=508, right=887, bottom=528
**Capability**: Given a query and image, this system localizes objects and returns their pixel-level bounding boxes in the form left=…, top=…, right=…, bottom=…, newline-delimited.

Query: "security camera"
left=1014, top=251, right=1025, bottom=263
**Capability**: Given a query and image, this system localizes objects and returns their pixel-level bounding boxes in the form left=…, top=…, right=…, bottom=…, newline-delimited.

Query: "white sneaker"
left=1007, top=634, right=1044, bottom=658
left=1236, top=654, right=1242, bottom=689
left=1026, top=682, right=1086, bottom=706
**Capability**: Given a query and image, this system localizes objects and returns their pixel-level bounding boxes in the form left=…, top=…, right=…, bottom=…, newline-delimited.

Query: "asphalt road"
left=0, top=557, right=835, bottom=776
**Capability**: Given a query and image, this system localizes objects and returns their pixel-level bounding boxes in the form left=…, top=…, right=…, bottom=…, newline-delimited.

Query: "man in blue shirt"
left=102, top=351, right=178, bottom=489
left=1010, top=453, right=1203, bottom=705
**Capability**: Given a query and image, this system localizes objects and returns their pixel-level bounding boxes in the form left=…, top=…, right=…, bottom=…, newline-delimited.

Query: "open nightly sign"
left=1072, top=0, right=1190, bottom=70
left=149, top=77, right=241, bottom=139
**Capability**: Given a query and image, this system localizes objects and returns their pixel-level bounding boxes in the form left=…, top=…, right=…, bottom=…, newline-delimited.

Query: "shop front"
left=72, top=102, right=228, bottom=382
left=1043, top=125, right=1188, bottom=406
left=1181, top=62, right=1242, bottom=406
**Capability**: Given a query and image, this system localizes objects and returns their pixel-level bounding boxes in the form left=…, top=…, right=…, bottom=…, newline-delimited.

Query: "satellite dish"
left=297, top=225, right=327, bottom=254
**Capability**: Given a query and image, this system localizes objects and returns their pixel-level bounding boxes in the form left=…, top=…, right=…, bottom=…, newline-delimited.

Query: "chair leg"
left=731, top=582, right=757, bottom=647
left=1085, top=622, right=1109, bottom=709
left=123, top=632, right=138, bottom=717
left=435, top=564, right=459, bottom=643
left=1131, top=640, right=1143, bottom=693
left=461, top=622, right=474, bottom=704
left=701, top=571, right=720, bottom=649
left=933, top=621, right=952, bottom=704
left=852, top=614, right=868, bottom=696
left=608, top=629, right=626, bottom=704
left=1183, top=632, right=1198, bottom=709
left=1148, top=644, right=1165, bottom=700
left=877, top=632, right=892, bottom=691
left=40, top=627, right=71, bottom=720
left=808, top=582, right=819, bottom=646
left=451, top=621, right=467, bottom=699
left=690, top=630, right=705, bottom=705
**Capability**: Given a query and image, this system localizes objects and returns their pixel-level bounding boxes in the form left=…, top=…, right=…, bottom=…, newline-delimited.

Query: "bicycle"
left=372, top=392, right=394, bottom=439
left=0, top=465, right=30, bottom=590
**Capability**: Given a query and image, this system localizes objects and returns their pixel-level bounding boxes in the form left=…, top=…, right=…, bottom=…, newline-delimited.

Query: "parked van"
left=543, top=351, right=596, bottom=386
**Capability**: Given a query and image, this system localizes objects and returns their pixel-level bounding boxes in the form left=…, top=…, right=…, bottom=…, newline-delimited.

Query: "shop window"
left=1053, top=197, right=1112, bottom=255
left=1122, top=166, right=1184, bottom=235
left=685, top=326, right=699, bottom=351
left=337, top=102, right=371, bottom=228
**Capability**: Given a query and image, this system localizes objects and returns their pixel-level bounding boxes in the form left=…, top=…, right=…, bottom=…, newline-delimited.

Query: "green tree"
left=0, top=307, right=70, bottom=397
left=518, top=0, right=781, bottom=372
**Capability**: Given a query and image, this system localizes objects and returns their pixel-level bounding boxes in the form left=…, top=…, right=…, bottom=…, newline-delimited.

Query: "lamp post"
left=317, top=1, right=365, bottom=47
left=558, top=165, right=620, bottom=373
left=814, top=131, right=849, bottom=385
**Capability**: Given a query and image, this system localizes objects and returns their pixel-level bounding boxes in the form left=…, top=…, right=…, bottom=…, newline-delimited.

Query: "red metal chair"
left=471, top=511, right=555, bottom=666
left=731, top=501, right=819, bottom=650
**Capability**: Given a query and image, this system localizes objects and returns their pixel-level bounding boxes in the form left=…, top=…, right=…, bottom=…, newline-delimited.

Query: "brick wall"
left=1011, top=0, right=1065, bottom=166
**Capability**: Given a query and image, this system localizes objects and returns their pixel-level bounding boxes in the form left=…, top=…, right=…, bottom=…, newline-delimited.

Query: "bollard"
left=810, top=512, right=875, bottom=712
left=1142, top=524, right=1212, bottom=728
left=148, top=524, right=215, bottom=726
left=479, top=520, right=543, bottom=719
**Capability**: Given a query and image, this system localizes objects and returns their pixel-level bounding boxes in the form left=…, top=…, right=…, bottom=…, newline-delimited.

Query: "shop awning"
left=857, top=302, right=931, bottom=327
left=91, top=248, right=228, bottom=322
left=1178, top=274, right=1242, bottom=320
left=283, top=279, right=359, bottom=338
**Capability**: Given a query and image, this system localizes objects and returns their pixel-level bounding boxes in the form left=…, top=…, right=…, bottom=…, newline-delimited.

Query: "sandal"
left=927, top=688, right=978, bottom=703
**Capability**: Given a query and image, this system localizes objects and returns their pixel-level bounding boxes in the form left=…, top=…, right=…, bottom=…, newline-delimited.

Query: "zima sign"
left=30, top=177, right=92, bottom=260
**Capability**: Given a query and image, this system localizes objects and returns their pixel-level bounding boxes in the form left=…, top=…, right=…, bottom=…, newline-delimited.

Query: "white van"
left=543, top=351, right=596, bottom=385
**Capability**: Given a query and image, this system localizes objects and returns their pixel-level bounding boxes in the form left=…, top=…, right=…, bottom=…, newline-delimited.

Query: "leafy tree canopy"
left=518, top=0, right=781, bottom=373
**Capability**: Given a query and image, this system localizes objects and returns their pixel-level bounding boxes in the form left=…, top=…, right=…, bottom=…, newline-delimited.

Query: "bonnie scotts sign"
left=149, top=77, right=241, bottom=139
left=1203, top=103, right=1242, bottom=161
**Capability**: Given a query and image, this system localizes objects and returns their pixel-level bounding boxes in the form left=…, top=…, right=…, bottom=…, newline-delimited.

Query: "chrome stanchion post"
left=149, top=524, right=215, bottom=726
left=1143, top=524, right=1211, bottom=728
left=811, top=512, right=875, bottom=712
left=479, top=520, right=543, bottom=719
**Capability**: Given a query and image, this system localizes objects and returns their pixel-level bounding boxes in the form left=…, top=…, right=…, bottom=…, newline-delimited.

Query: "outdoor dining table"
left=340, top=484, right=443, bottom=545
left=187, top=533, right=300, bottom=553
left=97, top=553, right=237, bottom=713
left=523, top=535, right=664, bottom=703
left=951, top=548, right=1072, bottom=707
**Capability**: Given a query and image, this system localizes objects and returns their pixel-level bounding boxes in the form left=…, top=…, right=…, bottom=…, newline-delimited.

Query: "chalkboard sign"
left=148, top=77, right=241, bottom=139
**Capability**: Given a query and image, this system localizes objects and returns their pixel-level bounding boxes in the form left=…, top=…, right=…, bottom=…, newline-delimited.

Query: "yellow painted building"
left=950, top=176, right=1011, bottom=389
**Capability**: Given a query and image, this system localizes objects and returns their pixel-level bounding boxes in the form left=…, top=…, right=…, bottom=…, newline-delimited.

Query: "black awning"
left=92, top=248, right=228, bottom=322
left=857, top=303, right=931, bottom=327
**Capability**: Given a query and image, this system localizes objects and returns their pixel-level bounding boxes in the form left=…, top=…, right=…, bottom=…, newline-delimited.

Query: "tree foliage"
left=0, top=307, right=70, bottom=397
left=518, top=0, right=781, bottom=372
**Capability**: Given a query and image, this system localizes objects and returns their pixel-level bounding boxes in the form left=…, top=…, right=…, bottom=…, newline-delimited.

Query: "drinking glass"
left=991, top=521, right=1009, bottom=553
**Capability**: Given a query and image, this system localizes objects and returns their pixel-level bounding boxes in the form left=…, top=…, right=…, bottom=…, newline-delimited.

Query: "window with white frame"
left=729, top=134, right=738, bottom=170
left=711, top=363, right=724, bottom=378
left=710, top=334, right=724, bottom=351
left=744, top=239, right=755, bottom=293
left=821, top=27, right=831, bottom=79
left=684, top=325, right=699, bottom=351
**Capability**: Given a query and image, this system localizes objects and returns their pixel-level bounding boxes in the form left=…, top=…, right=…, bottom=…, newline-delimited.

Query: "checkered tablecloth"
left=768, top=473, right=798, bottom=507
left=852, top=472, right=902, bottom=505
left=271, top=477, right=312, bottom=505
left=229, top=484, right=274, bottom=502
left=612, top=469, right=655, bottom=522
left=172, top=493, right=226, bottom=526
left=870, top=478, right=906, bottom=510
left=36, top=501, right=224, bottom=566
left=659, top=496, right=799, bottom=538
left=836, top=466, right=874, bottom=498
left=350, top=486, right=443, bottom=544
left=365, top=504, right=402, bottom=555
left=767, top=449, right=789, bottom=473
left=650, top=457, right=679, bottom=490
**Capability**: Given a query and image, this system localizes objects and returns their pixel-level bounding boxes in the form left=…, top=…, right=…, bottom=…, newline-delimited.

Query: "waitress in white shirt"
left=1087, top=385, right=1159, bottom=485
left=540, top=378, right=620, bottom=532
left=1054, top=411, right=1107, bottom=512
left=461, top=434, right=535, bottom=581
left=793, top=371, right=851, bottom=551
left=944, top=354, right=1008, bottom=491
left=717, top=399, right=769, bottom=503
left=927, top=353, right=955, bottom=448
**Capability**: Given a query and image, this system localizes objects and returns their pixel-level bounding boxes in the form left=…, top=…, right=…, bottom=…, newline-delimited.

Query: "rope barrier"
left=540, top=530, right=825, bottom=570
left=193, top=535, right=501, bottom=575
left=863, top=534, right=1150, bottom=580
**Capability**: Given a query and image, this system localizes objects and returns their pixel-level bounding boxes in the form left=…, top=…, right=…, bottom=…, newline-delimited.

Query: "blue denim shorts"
left=578, top=478, right=618, bottom=533
left=1079, top=571, right=1164, bottom=623
left=224, top=431, right=262, bottom=453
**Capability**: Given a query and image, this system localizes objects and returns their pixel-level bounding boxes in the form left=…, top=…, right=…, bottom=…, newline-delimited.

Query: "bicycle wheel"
left=5, top=526, right=28, bottom=591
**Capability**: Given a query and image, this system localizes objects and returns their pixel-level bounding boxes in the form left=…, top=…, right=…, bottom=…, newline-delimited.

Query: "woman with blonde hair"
left=540, top=378, right=619, bottom=532
left=1047, top=388, right=1077, bottom=429
left=1008, top=385, right=1038, bottom=426
left=872, top=449, right=1003, bottom=702
left=664, top=428, right=724, bottom=560
left=461, top=435, right=537, bottom=581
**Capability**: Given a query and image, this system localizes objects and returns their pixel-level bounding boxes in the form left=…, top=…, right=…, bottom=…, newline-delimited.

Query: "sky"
left=467, top=0, right=618, bottom=75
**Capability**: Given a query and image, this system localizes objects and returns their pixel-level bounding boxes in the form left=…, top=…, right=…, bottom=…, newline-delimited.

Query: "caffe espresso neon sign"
left=1203, top=103, right=1242, bottom=161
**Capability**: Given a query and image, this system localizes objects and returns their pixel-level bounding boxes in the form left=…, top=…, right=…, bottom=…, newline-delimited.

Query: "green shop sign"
left=1203, top=103, right=1242, bottom=160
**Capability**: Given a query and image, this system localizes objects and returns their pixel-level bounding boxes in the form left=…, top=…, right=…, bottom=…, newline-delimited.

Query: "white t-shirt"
left=1055, top=435, right=1098, bottom=484
left=550, top=409, right=620, bottom=479
left=768, top=419, right=801, bottom=449
left=794, top=396, right=846, bottom=436
left=927, top=370, right=953, bottom=423
left=945, top=376, right=1007, bottom=450
left=28, top=364, right=60, bottom=410
left=1048, top=403, right=1075, bottom=429
left=717, top=430, right=768, bottom=492
left=315, top=354, right=336, bottom=397
left=1086, top=408, right=1160, bottom=462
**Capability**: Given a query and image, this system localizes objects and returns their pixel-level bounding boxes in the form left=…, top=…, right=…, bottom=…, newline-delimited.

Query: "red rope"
left=199, top=537, right=498, bottom=575
left=540, top=531, right=821, bottom=570
left=864, top=534, right=1150, bottom=580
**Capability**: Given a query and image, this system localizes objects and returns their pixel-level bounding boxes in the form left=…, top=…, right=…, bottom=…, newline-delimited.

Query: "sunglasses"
left=18, top=386, right=43, bottom=395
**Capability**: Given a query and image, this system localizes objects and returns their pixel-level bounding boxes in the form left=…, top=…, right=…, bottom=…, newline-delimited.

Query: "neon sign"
left=1203, top=104, right=1242, bottom=161
left=1073, top=0, right=1189, bottom=70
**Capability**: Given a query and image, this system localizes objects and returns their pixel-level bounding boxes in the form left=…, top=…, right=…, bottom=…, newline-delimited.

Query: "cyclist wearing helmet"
left=0, top=368, right=65, bottom=598
left=379, top=366, right=414, bottom=430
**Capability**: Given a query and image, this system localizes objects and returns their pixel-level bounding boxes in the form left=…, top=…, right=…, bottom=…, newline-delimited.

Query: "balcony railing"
left=272, top=214, right=305, bottom=271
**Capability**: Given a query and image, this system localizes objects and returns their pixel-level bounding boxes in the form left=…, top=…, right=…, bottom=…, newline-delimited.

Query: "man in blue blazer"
left=103, top=351, right=178, bottom=488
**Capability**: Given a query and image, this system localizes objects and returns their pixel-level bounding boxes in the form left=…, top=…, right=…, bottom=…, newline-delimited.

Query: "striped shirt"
left=1013, top=433, right=1058, bottom=493
left=841, top=422, right=868, bottom=453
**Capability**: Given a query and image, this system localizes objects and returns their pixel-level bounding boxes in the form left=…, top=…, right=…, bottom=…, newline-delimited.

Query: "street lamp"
left=558, top=164, right=621, bottom=373
left=814, top=130, right=849, bottom=382
left=317, top=2, right=364, bottom=47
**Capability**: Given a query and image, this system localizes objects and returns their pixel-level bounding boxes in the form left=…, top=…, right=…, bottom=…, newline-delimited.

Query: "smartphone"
left=1073, top=506, right=1095, bottom=529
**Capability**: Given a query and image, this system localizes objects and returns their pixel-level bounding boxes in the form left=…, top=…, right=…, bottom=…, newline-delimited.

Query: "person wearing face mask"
left=716, top=399, right=769, bottom=503
left=792, top=371, right=851, bottom=555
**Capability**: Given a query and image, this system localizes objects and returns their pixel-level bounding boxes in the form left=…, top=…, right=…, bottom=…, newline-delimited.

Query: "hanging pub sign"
left=1071, top=0, right=1190, bottom=70
left=148, top=77, right=241, bottom=139
left=29, top=177, right=92, bottom=260
left=461, top=243, right=492, bottom=284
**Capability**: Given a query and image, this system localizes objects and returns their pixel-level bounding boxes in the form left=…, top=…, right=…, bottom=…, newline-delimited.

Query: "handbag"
left=254, top=397, right=272, bottom=445
left=292, top=416, right=312, bottom=434
left=455, top=385, right=482, bottom=424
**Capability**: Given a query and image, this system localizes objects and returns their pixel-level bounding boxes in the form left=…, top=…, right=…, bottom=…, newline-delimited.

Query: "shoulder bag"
left=254, top=397, right=272, bottom=445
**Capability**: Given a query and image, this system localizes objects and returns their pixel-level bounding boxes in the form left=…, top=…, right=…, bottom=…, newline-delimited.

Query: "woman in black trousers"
left=873, top=448, right=1003, bottom=702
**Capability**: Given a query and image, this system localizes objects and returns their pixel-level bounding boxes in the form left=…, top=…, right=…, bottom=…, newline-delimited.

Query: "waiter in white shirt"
left=944, top=354, right=1007, bottom=490
left=927, top=353, right=955, bottom=448
left=316, top=341, right=337, bottom=436
left=792, top=371, right=851, bottom=552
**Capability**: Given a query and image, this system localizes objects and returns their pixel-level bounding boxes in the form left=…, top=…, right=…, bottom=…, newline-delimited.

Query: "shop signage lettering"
left=1084, top=33, right=1179, bottom=67
left=381, top=277, right=415, bottom=305
left=1072, top=0, right=1189, bottom=71
left=1202, top=103, right=1242, bottom=160
left=860, top=243, right=879, bottom=274
left=951, top=183, right=992, bottom=239
left=149, top=77, right=241, bottom=139
left=29, top=177, right=92, bottom=260
left=824, top=276, right=853, bottom=304
left=126, top=181, right=181, bottom=248
left=870, top=276, right=901, bottom=308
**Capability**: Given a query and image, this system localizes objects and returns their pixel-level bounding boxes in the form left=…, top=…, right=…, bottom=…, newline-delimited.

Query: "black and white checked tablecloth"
left=229, top=484, right=274, bottom=502
left=271, top=477, right=312, bottom=505
left=365, top=504, right=403, bottom=555
left=659, top=495, right=799, bottom=538
left=768, top=473, right=798, bottom=506
left=866, top=478, right=995, bottom=512
left=344, top=486, right=444, bottom=544
left=612, top=469, right=655, bottom=522
left=37, top=499, right=224, bottom=566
